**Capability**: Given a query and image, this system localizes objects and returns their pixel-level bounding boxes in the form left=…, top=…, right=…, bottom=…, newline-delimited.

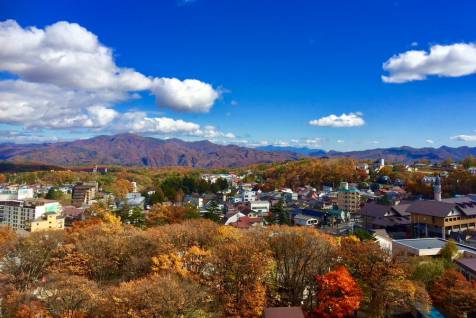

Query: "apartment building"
left=72, top=181, right=98, bottom=207
left=337, top=182, right=361, bottom=213
left=0, top=199, right=61, bottom=230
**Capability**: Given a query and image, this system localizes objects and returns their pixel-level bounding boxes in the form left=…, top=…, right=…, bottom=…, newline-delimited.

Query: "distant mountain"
left=0, top=134, right=301, bottom=168
left=326, top=146, right=476, bottom=162
left=256, top=145, right=326, bottom=156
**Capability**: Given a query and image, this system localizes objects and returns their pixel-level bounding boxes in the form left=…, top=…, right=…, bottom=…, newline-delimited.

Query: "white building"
left=0, top=199, right=61, bottom=230
left=0, top=187, right=34, bottom=201
left=249, top=201, right=270, bottom=214
left=294, top=214, right=319, bottom=226
left=241, top=190, right=256, bottom=202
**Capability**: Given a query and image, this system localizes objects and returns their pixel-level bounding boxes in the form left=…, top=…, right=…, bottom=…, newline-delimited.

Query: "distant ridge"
left=325, top=146, right=476, bottom=162
left=0, top=134, right=301, bottom=168
left=256, top=145, right=326, bottom=156
left=0, top=135, right=474, bottom=168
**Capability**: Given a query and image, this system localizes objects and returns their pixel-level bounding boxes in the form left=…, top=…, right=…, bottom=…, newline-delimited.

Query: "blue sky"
left=1, top=0, right=476, bottom=150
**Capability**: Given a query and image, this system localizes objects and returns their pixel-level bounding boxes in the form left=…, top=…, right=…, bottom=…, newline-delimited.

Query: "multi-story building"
left=0, top=199, right=61, bottom=230
left=241, top=190, right=256, bottom=202
left=29, top=212, right=65, bottom=232
left=72, top=181, right=98, bottom=207
left=0, top=187, right=34, bottom=200
left=337, top=182, right=361, bottom=213
left=408, top=197, right=476, bottom=239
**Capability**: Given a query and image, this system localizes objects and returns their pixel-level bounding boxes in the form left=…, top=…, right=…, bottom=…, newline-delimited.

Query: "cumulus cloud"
left=0, top=19, right=222, bottom=127
left=450, top=135, right=476, bottom=142
left=309, top=112, right=365, bottom=128
left=0, top=19, right=231, bottom=142
left=382, top=43, right=476, bottom=83
left=425, top=139, right=435, bottom=144
left=151, top=78, right=220, bottom=112
left=337, top=139, right=344, bottom=143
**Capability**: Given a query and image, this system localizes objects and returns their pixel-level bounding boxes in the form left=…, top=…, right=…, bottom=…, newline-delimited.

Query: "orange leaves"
left=311, top=266, right=363, bottom=318
left=431, top=269, right=476, bottom=317
left=146, top=203, right=200, bottom=226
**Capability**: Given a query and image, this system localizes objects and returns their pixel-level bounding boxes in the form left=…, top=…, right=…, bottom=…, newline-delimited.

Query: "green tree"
left=203, top=201, right=221, bottom=223
left=439, top=240, right=459, bottom=261
left=266, top=200, right=289, bottom=225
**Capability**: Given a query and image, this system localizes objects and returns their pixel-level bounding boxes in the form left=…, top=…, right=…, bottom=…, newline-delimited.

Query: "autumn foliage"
left=310, top=266, right=363, bottom=318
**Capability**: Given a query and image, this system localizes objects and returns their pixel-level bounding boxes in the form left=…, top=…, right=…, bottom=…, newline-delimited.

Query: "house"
left=0, top=199, right=61, bottom=230
left=224, top=212, right=246, bottom=225
left=28, top=212, right=65, bottom=232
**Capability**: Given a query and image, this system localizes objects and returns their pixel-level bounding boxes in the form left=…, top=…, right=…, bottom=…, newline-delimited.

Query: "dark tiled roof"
left=406, top=200, right=456, bottom=217
left=360, top=202, right=389, bottom=217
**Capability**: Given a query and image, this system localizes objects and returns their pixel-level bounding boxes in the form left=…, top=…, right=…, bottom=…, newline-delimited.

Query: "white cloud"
left=425, top=139, right=435, bottom=144
left=450, top=135, right=476, bottom=142
left=0, top=19, right=221, bottom=122
left=337, top=139, right=344, bottom=143
left=309, top=112, right=365, bottom=128
left=382, top=43, right=476, bottom=83
left=0, top=131, right=60, bottom=144
left=411, top=41, right=418, bottom=47
left=151, top=78, right=220, bottom=112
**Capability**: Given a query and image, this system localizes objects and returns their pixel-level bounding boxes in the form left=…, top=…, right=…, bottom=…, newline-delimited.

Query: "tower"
left=433, top=176, right=442, bottom=201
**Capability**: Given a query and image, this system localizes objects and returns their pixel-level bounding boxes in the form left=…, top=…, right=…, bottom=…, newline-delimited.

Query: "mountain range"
left=0, top=134, right=475, bottom=168
left=0, top=134, right=301, bottom=168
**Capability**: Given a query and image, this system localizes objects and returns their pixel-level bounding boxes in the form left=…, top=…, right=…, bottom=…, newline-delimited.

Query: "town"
left=1, top=156, right=476, bottom=317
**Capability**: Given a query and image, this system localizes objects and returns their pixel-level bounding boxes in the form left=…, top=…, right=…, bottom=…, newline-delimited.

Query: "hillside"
left=0, top=134, right=301, bottom=168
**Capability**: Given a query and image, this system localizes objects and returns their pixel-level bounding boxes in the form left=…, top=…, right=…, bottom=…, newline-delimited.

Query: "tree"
left=86, top=203, right=121, bottom=224
left=409, top=257, right=446, bottom=291
left=203, top=201, right=221, bottom=223
left=45, top=188, right=64, bottom=200
left=39, top=274, right=101, bottom=318
left=309, top=266, right=363, bottom=318
left=146, top=204, right=200, bottom=226
left=0, top=173, right=7, bottom=183
left=110, top=178, right=132, bottom=199
left=265, top=200, right=290, bottom=225
left=339, top=238, right=431, bottom=317
left=104, top=274, right=207, bottom=318
left=461, top=155, right=476, bottom=169
left=209, top=230, right=272, bottom=317
left=431, top=269, right=476, bottom=318
left=266, top=226, right=336, bottom=309
left=439, top=240, right=459, bottom=261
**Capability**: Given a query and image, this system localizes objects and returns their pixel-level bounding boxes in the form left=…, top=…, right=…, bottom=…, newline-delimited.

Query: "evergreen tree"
left=204, top=201, right=221, bottom=223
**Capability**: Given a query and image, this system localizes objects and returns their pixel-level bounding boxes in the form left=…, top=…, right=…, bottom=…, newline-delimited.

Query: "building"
left=0, top=187, right=34, bottom=200
left=249, top=200, right=270, bottom=214
left=0, top=199, right=61, bottom=230
left=337, top=183, right=361, bottom=213
left=392, top=238, right=476, bottom=257
left=72, top=182, right=98, bottom=207
left=455, top=257, right=476, bottom=281
left=294, top=214, right=319, bottom=226
left=408, top=197, right=476, bottom=239
left=241, top=190, right=256, bottom=202
left=359, top=201, right=411, bottom=233
left=29, top=212, right=65, bottom=232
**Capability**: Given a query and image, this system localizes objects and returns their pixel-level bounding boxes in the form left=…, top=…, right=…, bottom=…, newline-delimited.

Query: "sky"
left=1, top=0, right=476, bottom=151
